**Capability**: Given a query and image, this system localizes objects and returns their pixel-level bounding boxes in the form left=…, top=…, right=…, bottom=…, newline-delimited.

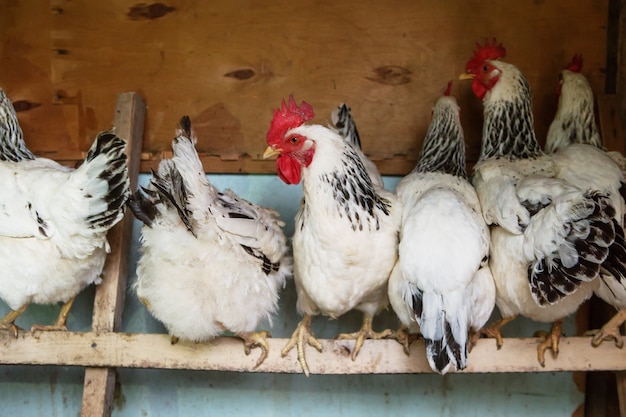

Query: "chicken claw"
left=31, top=297, right=75, bottom=332
left=336, top=313, right=393, bottom=360
left=237, top=330, right=272, bottom=368
left=478, top=315, right=517, bottom=349
left=586, top=308, right=626, bottom=348
left=388, top=325, right=419, bottom=355
left=534, top=319, right=564, bottom=367
left=0, top=304, right=28, bottom=338
left=281, top=314, right=322, bottom=377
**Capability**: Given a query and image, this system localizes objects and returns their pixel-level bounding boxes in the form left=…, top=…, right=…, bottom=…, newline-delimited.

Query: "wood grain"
left=1, top=331, right=625, bottom=374
left=38, top=0, right=609, bottom=172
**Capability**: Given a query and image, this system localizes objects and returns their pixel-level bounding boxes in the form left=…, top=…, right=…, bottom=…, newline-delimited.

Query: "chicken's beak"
left=459, top=72, right=475, bottom=81
left=263, top=146, right=282, bottom=159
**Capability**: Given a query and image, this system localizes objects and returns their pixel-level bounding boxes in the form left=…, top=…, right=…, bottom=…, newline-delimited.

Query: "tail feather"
left=151, top=160, right=196, bottom=236
left=425, top=339, right=451, bottom=374
left=420, top=292, right=468, bottom=374
left=331, top=103, right=362, bottom=150
left=128, top=187, right=159, bottom=227
left=80, top=131, right=129, bottom=232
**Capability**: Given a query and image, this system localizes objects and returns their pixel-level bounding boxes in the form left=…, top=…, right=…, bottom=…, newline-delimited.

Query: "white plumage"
left=130, top=116, right=291, bottom=367
left=0, top=86, right=129, bottom=335
left=461, top=40, right=626, bottom=365
left=388, top=88, right=494, bottom=373
left=545, top=55, right=626, bottom=348
left=264, top=97, right=401, bottom=376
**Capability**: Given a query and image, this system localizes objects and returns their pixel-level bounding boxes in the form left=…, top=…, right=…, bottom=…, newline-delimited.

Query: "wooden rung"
left=80, top=92, right=145, bottom=417
left=2, top=332, right=626, bottom=374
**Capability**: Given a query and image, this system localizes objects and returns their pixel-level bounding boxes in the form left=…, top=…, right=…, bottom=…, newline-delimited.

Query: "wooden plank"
left=45, top=0, right=609, bottom=172
left=0, top=0, right=76, bottom=155
left=80, top=92, right=145, bottom=417
left=597, top=95, right=625, bottom=153
left=1, top=332, right=625, bottom=374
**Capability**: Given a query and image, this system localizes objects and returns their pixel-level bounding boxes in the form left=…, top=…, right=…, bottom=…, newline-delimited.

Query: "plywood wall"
left=0, top=0, right=612, bottom=173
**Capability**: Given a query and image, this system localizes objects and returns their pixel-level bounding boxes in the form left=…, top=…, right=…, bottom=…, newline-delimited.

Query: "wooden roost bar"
left=1, top=1, right=625, bottom=416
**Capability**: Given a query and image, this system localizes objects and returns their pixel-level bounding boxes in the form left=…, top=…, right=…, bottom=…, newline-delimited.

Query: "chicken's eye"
left=290, top=136, right=299, bottom=144
left=483, top=65, right=489, bottom=72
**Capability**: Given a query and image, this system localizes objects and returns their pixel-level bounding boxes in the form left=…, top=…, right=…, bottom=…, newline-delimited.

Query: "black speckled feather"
left=0, top=87, right=36, bottom=162
left=322, top=147, right=391, bottom=232
left=528, top=193, right=615, bottom=306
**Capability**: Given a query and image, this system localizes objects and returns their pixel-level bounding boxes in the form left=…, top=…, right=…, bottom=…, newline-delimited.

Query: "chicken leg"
left=587, top=308, right=626, bottom=348
left=534, top=318, right=564, bottom=367
left=236, top=331, right=272, bottom=368
left=31, top=296, right=76, bottom=332
left=281, top=314, right=322, bottom=377
left=336, top=313, right=393, bottom=360
left=478, top=315, right=518, bottom=349
left=0, top=304, right=28, bottom=338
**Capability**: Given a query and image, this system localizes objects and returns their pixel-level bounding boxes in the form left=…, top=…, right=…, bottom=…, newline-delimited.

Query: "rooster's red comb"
left=565, top=54, right=583, bottom=73
left=465, top=38, right=507, bottom=71
left=443, top=81, right=453, bottom=96
left=266, top=95, right=315, bottom=146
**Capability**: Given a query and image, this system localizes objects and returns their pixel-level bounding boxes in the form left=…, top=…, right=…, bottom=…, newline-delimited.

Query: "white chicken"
left=388, top=83, right=494, bottom=374
left=545, top=54, right=603, bottom=153
left=545, top=55, right=626, bottom=348
left=129, top=116, right=291, bottom=367
left=459, top=40, right=626, bottom=365
left=263, top=96, right=401, bottom=376
left=0, top=86, right=129, bottom=336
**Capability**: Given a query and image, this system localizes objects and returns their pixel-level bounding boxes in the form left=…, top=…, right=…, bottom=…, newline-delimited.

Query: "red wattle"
left=276, top=155, right=302, bottom=185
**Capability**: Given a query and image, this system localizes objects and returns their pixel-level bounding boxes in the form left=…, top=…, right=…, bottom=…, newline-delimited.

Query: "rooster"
left=459, top=40, right=626, bottom=365
left=0, top=86, right=129, bottom=336
left=263, top=96, right=401, bottom=376
left=545, top=55, right=626, bottom=348
left=388, top=83, right=494, bottom=373
left=129, top=116, right=291, bottom=368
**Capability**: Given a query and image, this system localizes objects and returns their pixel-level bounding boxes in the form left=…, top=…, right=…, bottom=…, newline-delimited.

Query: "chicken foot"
left=281, top=314, right=322, bottom=377
left=236, top=330, right=272, bottom=368
left=336, top=313, right=393, bottom=361
left=31, top=296, right=76, bottom=332
left=388, top=325, right=420, bottom=355
left=478, top=315, right=518, bottom=349
left=586, top=308, right=626, bottom=348
left=0, top=304, right=28, bottom=338
left=534, top=318, right=564, bottom=367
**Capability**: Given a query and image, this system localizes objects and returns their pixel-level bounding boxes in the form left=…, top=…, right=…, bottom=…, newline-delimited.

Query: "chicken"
left=129, top=116, right=291, bottom=368
left=263, top=96, right=401, bottom=376
left=388, top=83, right=494, bottom=373
left=459, top=40, right=626, bottom=365
left=0, top=86, right=129, bottom=336
left=545, top=55, right=626, bottom=348
left=545, top=53, right=626, bottom=172
left=545, top=54, right=603, bottom=153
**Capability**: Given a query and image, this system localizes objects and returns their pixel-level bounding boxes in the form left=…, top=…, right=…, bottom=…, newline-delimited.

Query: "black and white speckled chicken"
left=459, top=40, right=626, bottom=365
left=264, top=96, right=401, bottom=376
left=544, top=54, right=626, bottom=348
left=129, top=116, right=291, bottom=368
left=0, top=86, right=129, bottom=336
left=388, top=83, right=494, bottom=374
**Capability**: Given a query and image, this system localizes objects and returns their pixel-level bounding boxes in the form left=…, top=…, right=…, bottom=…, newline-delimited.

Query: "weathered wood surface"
left=1, top=1, right=611, bottom=173
left=1, top=332, right=625, bottom=374
left=80, top=92, right=145, bottom=417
